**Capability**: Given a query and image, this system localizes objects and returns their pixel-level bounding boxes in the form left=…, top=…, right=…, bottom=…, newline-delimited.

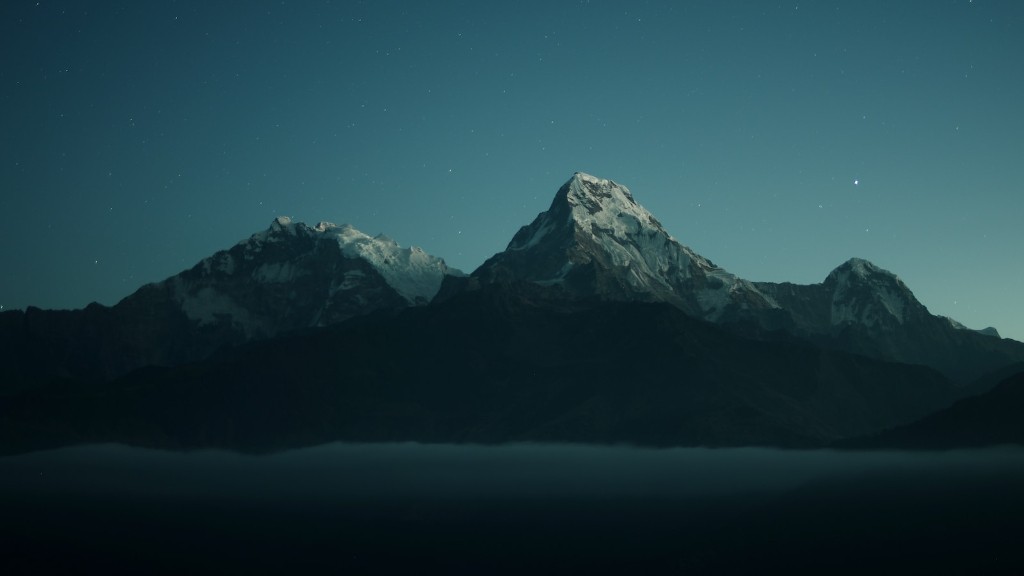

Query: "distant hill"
left=841, top=371, right=1024, bottom=450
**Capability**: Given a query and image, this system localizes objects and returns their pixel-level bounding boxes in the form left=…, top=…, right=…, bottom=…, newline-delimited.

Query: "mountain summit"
left=755, top=257, right=929, bottom=337
left=472, top=172, right=776, bottom=321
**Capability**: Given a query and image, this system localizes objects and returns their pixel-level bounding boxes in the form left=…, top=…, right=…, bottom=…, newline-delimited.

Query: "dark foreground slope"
left=0, top=284, right=957, bottom=454
left=844, top=371, right=1024, bottom=450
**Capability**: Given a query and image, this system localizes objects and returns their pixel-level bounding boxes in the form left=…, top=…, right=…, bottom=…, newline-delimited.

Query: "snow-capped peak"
left=827, top=258, right=905, bottom=289
left=826, top=258, right=916, bottom=327
left=560, top=172, right=672, bottom=242
left=479, top=173, right=777, bottom=321
left=835, top=257, right=890, bottom=279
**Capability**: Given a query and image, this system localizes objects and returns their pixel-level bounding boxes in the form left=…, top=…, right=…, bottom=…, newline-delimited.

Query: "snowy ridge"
left=326, top=222, right=452, bottom=304
left=247, top=215, right=302, bottom=242
left=243, top=217, right=454, bottom=304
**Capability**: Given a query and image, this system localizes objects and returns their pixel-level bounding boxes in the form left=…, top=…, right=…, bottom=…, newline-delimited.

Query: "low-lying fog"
left=4, top=443, right=1024, bottom=573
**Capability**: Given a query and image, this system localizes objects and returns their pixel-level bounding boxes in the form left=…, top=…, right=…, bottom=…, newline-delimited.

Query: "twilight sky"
left=2, top=1, right=1022, bottom=341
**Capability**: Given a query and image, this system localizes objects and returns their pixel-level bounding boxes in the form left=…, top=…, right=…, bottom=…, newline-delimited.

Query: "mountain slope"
left=841, top=371, right=1024, bottom=449
left=0, top=284, right=958, bottom=454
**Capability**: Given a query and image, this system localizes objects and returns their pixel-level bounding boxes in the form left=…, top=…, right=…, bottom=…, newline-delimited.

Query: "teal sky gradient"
left=2, top=1, right=1022, bottom=341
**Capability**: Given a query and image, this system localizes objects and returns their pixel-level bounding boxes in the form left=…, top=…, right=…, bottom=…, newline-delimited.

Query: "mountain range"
left=2, top=172, right=1023, bottom=453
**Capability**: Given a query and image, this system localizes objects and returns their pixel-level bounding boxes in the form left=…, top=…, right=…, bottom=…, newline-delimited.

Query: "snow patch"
left=176, top=283, right=252, bottom=330
left=216, top=254, right=235, bottom=275
left=333, top=270, right=367, bottom=293
left=253, top=261, right=301, bottom=284
left=509, top=219, right=556, bottom=251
